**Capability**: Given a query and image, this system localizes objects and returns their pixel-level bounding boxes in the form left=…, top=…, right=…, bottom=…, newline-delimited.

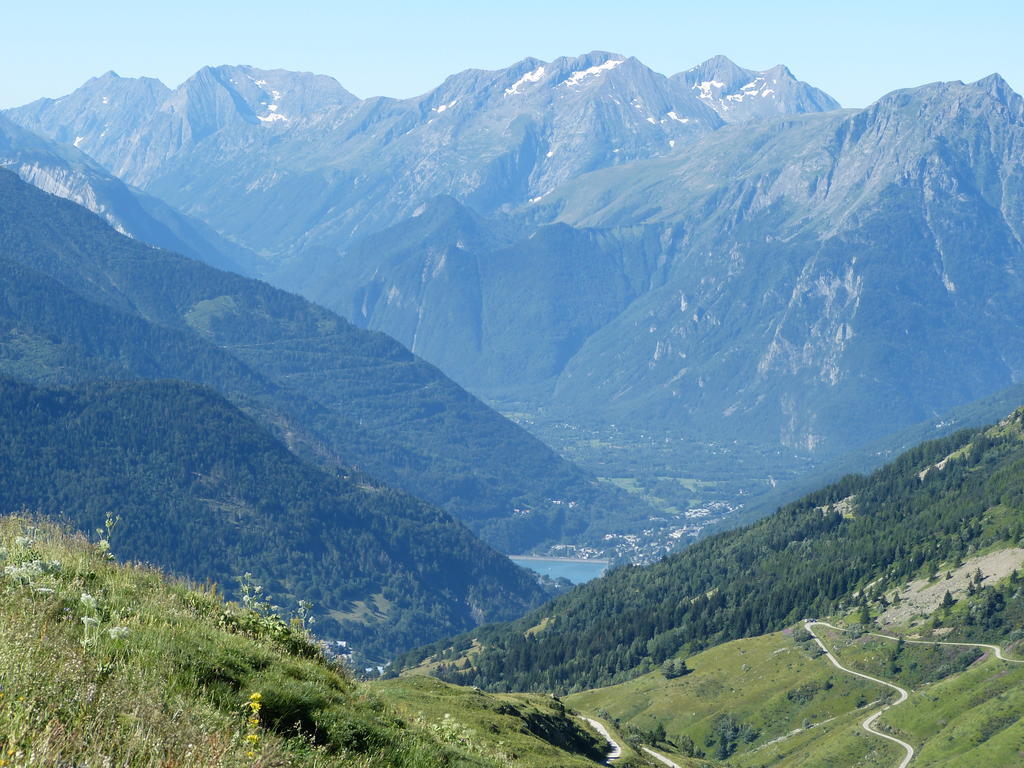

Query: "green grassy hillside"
left=373, top=677, right=607, bottom=767
left=0, top=516, right=609, bottom=767
left=567, top=630, right=880, bottom=764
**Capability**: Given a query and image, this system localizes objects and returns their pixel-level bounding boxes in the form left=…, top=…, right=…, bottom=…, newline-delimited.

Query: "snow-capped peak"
left=674, top=56, right=840, bottom=123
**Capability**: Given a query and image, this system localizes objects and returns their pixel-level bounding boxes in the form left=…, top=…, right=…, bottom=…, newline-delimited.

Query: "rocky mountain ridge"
left=0, top=111, right=259, bottom=274
left=674, top=54, right=841, bottom=123
left=6, top=53, right=830, bottom=261
left=12, top=58, right=1023, bottom=469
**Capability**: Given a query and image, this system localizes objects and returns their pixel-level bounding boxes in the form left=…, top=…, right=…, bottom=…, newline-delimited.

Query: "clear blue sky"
left=3, top=0, right=1021, bottom=109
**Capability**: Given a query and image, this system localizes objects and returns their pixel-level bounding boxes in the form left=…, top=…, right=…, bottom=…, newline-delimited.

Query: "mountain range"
left=9, top=54, right=1022, bottom=477
left=4, top=48, right=1024, bottom=767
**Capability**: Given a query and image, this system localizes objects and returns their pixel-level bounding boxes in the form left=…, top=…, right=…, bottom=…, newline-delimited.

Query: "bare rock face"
left=540, top=76, right=1024, bottom=452
left=0, top=113, right=259, bottom=274
left=673, top=54, right=841, bottom=123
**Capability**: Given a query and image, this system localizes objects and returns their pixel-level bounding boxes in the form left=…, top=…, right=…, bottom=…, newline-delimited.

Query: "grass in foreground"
left=0, top=516, right=601, bottom=767
left=372, top=676, right=608, bottom=767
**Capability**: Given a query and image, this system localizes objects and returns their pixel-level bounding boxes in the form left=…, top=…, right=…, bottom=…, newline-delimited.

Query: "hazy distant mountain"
left=0, top=112, right=259, bottom=274
left=533, top=75, right=1024, bottom=452
left=9, top=71, right=171, bottom=175
left=8, top=53, right=722, bottom=261
left=14, top=58, right=1020, bottom=466
left=297, top=74, right=1024, bottom=460
left=673, top=55, right=841, bottom=122
left=11, top=67, right=357, bottom=185
left=0, top=168, right=656, bottom=553
left=299, top=196, right=666, bottom=400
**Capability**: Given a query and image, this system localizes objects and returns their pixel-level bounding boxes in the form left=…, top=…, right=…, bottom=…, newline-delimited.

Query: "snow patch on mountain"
left=561, top=59, right=624, bottom=88
left=505, top=65, right=546, bottom=95
left=694, top=80, right=725, bottom=100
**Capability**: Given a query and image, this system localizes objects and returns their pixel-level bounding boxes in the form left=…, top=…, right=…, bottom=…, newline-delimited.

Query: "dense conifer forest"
left=0, top=375, right=548, bottom=659
left=399, top=411, right=1024, bottom=692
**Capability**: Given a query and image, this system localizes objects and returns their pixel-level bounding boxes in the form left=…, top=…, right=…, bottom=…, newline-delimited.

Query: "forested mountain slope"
left=398, top=407, right=1024, bottom=692
left=0, top=375, right=548, bottom=659
left=0, top=169, right=654, bottom=552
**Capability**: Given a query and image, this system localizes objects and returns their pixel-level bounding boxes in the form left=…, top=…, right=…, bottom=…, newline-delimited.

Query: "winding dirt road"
left=805, top=621, right=914, bottom=768
left=806, top=620, right=1023, bottom=768
left=865, top=629, right=1024, bottom=663
left=641, top=745, right=683, bottom=767
left=581, top=716, right=623, bottom=763
left=581, top=623, right=1021, bottom=768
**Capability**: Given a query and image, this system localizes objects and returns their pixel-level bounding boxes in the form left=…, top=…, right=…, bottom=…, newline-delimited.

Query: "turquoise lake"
left=510, top=557, right=608, bottom=584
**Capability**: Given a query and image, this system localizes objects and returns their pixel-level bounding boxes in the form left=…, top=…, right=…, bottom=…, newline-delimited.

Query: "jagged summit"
left=974, top=72, right=1011, bottom=88
left=971, top=72, right=1021, bottom=107
left=674, top=55, right=840, bottom=122
left=684, top=54, right=749, bottom=80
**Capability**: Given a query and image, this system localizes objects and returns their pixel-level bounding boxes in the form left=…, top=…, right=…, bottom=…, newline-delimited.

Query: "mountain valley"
left=0, top=167, right=652, bottom=556
left=11, top=56, right=1024, bottom=537
left=2, top=39, right=1024, bottom=768
left=396, top=408, right=1024, bottom=765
